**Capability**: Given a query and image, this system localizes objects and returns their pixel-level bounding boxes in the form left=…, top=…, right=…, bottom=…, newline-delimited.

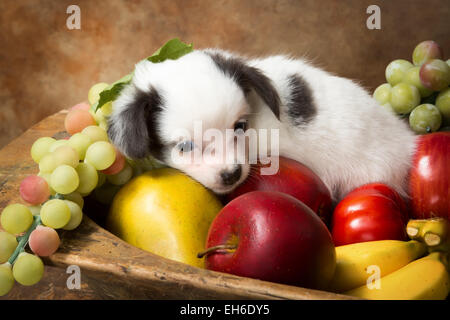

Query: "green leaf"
left=146, top=38, right=193, bottom=63
left=95, top=73, right=133, bottom=111
left=95, top=39, right=193, bottom=111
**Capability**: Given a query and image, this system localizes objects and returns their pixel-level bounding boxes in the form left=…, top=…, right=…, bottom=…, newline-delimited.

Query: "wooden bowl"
left=0, top=110, right=354, bottom=300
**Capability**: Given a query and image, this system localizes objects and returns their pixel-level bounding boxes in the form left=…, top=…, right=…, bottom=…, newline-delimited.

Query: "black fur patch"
left=286, top=74, right=316, bottom=126
left=206, top=52, right=281, bottom=119
left=107, top=86, right=165, bottom=160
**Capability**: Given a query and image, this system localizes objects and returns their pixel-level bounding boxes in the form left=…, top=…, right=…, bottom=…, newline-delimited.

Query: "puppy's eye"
left=177, top=140, right=195, bottom=153
left=234, top=120, right=247, bottom=133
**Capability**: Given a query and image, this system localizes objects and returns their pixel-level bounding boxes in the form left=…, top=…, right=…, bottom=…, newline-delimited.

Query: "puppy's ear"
left=207, top=52, right=281, bottom=119
left=107, top=85, right=164, bottom=159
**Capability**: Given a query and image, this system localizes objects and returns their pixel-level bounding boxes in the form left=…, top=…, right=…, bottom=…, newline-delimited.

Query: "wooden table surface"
left=0, top=110, right=354, bottom=300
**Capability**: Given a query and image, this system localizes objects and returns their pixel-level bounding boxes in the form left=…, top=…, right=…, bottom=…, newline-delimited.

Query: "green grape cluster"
left=373, top=40, right=450, bottom=134
left=0, top=82, right=147, bottom=296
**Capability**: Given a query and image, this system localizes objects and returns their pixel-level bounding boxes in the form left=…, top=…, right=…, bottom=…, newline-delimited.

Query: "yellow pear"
left=106, top=168, right=223, bottom=268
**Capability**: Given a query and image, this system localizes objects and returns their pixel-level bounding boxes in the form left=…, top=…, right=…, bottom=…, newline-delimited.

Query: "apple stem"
left=197, top=244, right=237, bottom=258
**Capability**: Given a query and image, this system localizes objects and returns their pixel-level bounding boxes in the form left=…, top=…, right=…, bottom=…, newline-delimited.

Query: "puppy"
left=107, top=49, right=418, bottom=201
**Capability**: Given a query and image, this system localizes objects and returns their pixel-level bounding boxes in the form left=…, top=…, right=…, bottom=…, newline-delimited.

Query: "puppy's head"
left=108, top=50, right=280, bottom=194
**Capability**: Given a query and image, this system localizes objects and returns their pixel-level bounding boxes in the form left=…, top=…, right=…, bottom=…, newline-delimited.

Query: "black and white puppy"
left=107, top=49, right=417, bottom=201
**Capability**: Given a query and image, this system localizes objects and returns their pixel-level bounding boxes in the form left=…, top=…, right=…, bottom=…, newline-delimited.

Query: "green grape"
left=0, top=232, right=18, bottom=264
left=0, top=263, right=14, bottom=296
left=88, top=82, right=109, bottom=105
left=48, top=139, right=69, bottom=153
left=412, top=40, right=443, bottom=66
left=98, top=119, right=108, bottom=131
left=106, top=163, right=133, bottom=185
left=40, top=199, right=71, bottom=229
left=85, top=141, right=116, bottom=170
left=409, top=104, right=442, bottom=134
left=50, top=165, right=79, bottom=194
left=30, top=137, right=56, bottom=163
left=390, top=83, right=420, bottom=114
left=53, top=145, right=79, bottom=168
left=63, top=200, right=83, bottom=230
left=64, top=192, right=84, bottom=209
left=435, top=88, right=450, bottom=124
left=68, top=133, right=92, bottom=160
left=38, top=153, right=57, bottom=173
left=0, top=204, right=33, bottom=235
left=385, top=59, right=413, bottom=86
left=81, top=125, right=109, bottom=143
left=101, top=101, right=113, bottom=116
left=373, top=83, right=392, bottom=104
left=12, top=253, right=44, bottom=286
left=402, top=66, right=433, bottom=98
left=97, top=172, right=106, bottom=188
left=94, top=108, right=105, bottom=123
left=37, top=172, right=56, bottom=195
left=75, top=162, right=98, bottom=194
left=447, top=59, right=450, bottom=68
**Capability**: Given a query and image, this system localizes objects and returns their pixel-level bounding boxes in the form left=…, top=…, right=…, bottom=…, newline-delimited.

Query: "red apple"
left=202, top=191, right=336, bottom=289
left=409, top=132, right=450, bottom=219
left=227, top=157, right=332, bottom=225
left=331, top=183, right=408, bottom=246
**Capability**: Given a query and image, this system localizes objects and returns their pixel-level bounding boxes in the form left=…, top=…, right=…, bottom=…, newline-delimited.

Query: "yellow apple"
left=106, top=168, right=222, bottom=268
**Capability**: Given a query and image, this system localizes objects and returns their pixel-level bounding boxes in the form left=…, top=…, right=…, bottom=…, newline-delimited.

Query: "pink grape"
left=101, top=148, right=125, bottom=175
left=64, top=109, right=96, bottom=135
left=419, top=59, right=450, bottom=91
left=412, top=40, right=443, bottom=66
left=70, top=102, right=90, bottom=112
left=29, top=225, right=60, bottom=257
left=19, top=175, right=50, bottom=205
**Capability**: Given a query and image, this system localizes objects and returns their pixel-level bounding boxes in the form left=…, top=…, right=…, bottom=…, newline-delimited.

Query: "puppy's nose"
left=220, top=165, right=242, bottom=186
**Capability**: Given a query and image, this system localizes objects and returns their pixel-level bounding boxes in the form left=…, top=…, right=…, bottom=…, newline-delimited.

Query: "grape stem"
left=7, top=194, right=62, bottom=265
left=8, top=215, right=42, bottom=265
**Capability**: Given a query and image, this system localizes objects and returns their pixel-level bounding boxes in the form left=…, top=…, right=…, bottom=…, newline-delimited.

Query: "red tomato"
left=409, top=132, right=450, bottom=219
left=331, top=183, right=408, bottom=246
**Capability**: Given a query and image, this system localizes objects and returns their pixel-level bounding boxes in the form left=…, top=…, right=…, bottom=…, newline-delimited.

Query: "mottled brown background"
left=0, top=0, right=449, bottom=148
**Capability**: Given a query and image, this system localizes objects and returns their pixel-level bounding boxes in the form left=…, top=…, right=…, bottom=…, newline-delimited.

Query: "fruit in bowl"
left=373, top=40, right=450, bottom=134
left=227, top=157, right=332, bottom=225
left=107, top=167, right=223, bottom=268
left=409, top=132, right=450, bottom=219
left=202, top=191, right=336, bottom=289
left=331, top=183, right=409, bottom=246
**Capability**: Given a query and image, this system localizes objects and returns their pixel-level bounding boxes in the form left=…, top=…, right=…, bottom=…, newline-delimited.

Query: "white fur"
left=110, top=49, right=418, bottom=201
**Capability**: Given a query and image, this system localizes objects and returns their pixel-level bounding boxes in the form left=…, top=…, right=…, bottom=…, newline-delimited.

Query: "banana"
left=406, top=219, right=428, bottom=240
left=328, top=240, right=427, bottom=292
left=345, top=252, right=450, bottom=300
left=407, top=218, right=450, bottom=253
